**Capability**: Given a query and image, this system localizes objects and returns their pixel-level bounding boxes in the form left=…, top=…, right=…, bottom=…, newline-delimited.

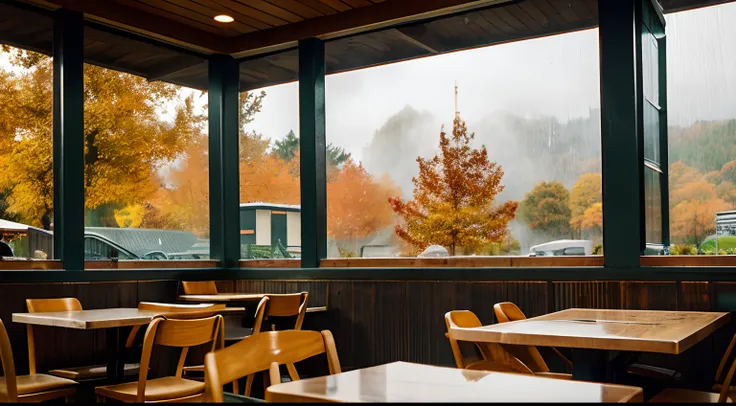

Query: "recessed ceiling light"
left=214, top=15, right=234, bottom=23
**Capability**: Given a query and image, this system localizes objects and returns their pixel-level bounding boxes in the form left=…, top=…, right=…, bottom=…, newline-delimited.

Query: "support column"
left=599, top=0, right=642, bottom=268
left=299, top=38, right=327, bottom=268
left=208, top=55, right=240, bottom=267
left=53, top=9, right=85, bottom=270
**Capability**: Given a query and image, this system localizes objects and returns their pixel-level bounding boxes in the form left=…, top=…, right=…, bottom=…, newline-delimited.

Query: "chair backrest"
left=444, top=310, right=533, bottom=375
left=26, top=297, right=82, bottom=313
left=204, top=330, right=341, bottom=403
left=25, top=298, right=83, bottom=374
left=717, top=333, right=736, bottom=403
left=123, top=302, right=228, bottom=348
left=0, top=318, right=18, bottom=402
left=492, top=302, right=550, bottom=372
left=182, top=281, right=219, bottom=295
left=262, top=292, right=309, bottom=331
left=136, top=314, right=224, bottom=403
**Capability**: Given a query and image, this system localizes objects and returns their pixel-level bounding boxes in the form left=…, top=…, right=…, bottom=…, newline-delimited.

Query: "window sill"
left=641, top=256, right=736, bottom=267
left=319, top=256, right=604, bottom=268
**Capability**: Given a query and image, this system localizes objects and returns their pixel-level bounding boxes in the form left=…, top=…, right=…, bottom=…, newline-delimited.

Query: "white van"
left=529, top=239, right=594, bottom=256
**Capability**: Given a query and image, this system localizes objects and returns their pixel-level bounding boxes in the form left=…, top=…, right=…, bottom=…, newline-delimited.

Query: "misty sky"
left=247, top=2, right=736, bottom=163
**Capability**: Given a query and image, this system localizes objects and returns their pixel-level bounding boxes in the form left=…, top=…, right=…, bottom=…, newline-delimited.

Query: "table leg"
left=571, top=348, right=608, bottom=382
left=105, top=327, right=126, bottom=383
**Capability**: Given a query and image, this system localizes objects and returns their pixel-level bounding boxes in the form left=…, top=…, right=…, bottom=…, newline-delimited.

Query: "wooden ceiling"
left=1, top=0, right=734, bottom=92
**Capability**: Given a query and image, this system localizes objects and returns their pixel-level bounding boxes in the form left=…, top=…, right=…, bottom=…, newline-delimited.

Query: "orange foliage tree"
left=389, top=116, right=517, bottom=256
left=327, top=159, right=400, bottom=253
left=671, top=198, right=729, bottom=248
left=569, top=172, right=602, bottom=236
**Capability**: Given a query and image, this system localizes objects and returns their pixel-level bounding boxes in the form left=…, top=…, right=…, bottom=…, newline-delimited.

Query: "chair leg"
left=245, top=374, right=255, bottom=397
left=232, top=378, right=240, bottom=395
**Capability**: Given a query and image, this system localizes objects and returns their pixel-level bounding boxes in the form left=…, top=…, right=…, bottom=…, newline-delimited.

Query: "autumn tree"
left=389, top=116, right=517, bottom=256
left=581, top=202, right=602, bottom=233
left=0, top=49, right=205, bottom=229
left=519, top=181, right=572, bottom=238
left=671, top=198, right=729, bottom=248
left=327, top=159, right=400, bottom=254
left=569, top=172, right=602, bottom=237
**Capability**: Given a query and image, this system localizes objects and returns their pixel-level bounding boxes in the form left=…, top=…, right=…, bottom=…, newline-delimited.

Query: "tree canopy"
left=518, top=181, right=572, bottom=238
left=389, top=116, right=517, bottom=256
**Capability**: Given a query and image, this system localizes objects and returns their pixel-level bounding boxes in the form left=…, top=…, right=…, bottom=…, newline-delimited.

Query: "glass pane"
left=0, top=45, right=55, bottom=259
left=82, top=65, right=209, bottom=261
left=645, top=167, right=663, bottom=244
left=238, top=49, right=300, bottom=260
left=644, top=101, right=661, bottom=165
left=667, top=3, right=736, bottom=254
left=325, top=28, right=602, bottom=258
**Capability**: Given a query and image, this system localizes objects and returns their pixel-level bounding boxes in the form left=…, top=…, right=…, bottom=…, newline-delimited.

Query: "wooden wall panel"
left=620, top=282, right=678, bottom=310
left=678, top=282, right=710, bottom=311
left=552, top=281, right=621, bottom=311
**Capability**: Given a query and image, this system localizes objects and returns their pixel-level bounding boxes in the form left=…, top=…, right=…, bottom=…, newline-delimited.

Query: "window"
left=82, top=27, right=209, bottom=262
left=640, top=0, right=668, bottom=254
left=0, top=3, right=55, bottom=261
left=324, top=27, right=602, bottom=260
left=238, top=49, right=301, bottom=261
left=665, top=3, right=736, bottom=256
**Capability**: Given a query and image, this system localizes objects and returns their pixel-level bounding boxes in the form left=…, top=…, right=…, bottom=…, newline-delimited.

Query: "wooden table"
left=448, top=308, right=730, bottom=382
left=12, top=306, right=244, bottom=383
left=265, top=361, right=644, bottom=403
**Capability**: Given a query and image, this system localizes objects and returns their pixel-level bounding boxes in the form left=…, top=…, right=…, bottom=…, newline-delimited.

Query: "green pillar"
left=599, top=0, right=642, bottom=267
left=299, top=38, right=327, bottom=268
left=208, top=55, right=241, bottom=267
left=53, top=9, right=85, bottom=270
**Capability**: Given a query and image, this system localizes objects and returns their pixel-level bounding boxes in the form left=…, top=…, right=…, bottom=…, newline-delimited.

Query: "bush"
left=671, top=244, right=697, bottom=255
left=592, top=244, right=603, bottom=255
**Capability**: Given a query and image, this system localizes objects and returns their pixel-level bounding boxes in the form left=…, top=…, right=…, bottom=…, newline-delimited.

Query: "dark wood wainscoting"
left=0, top=280, right=177, bottom=376
left=231, top=279, right=736, bottom=387
left=0, top=278, right=735, bottom=392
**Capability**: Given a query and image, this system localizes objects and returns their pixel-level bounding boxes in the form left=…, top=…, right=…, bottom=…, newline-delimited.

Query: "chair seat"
left=0, top=374, right=77, bottom=396
left=95, top=376, right=204, bottom=402
left=648, top=388, right=732, bottom=403
left=628, top=363, right=681, bottom=381
left=49, top=363, right=140, bottom=380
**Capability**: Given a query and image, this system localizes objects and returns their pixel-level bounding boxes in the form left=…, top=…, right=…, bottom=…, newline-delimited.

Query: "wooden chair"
left=444, top=310, right=536, bottom=375
left=181, top=281, right=218, bottom=295
left=494, top=301, right=681, bottom=382
left=649, top=333, right=736, bottom=403
left=181, top=297, right=268, bottom=394
left=25, top=298, right=140, bottom=381
left=95, top=313, right=224, bottom=403
left=0, top=318, right=77, bottom=403
left=204, top=329, right=341, bottom=403
left=493, top=302, right=573, bottom=375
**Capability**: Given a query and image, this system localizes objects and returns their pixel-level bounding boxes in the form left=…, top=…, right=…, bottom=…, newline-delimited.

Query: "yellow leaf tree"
left=389, top=116, right=517, bottom=256
left=569, top=172, right=602, bottom=237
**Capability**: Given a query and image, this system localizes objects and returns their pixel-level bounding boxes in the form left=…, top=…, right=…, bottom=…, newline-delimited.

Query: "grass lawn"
left=701, top=236, right=736, bottom=251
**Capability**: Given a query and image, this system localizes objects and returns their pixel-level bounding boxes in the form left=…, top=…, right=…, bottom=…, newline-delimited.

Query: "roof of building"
left=239, top=202, right=301, bottom=212
left=84, top=227, right=198, bottom=258
left=0, top=219, right=30, bottom=233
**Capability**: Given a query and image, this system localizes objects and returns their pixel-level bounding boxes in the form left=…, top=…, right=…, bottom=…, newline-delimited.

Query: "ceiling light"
left=214, top=15, right=234, bottom=23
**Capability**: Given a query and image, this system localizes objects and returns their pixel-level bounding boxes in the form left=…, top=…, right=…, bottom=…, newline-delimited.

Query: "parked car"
left=529, top=239, right=593, bottom=256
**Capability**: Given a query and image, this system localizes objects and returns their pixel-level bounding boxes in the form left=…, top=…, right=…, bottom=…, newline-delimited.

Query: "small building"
left=239, top=203, right=301, bottom=253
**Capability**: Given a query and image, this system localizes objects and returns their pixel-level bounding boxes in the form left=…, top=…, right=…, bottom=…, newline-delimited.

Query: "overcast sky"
left=246, top=2, right=736, bottom=163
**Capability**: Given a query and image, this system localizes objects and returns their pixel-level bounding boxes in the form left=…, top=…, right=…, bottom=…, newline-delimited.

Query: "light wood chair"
left=444, top=310, right=540, bottom=375
left=494, top=301, right=681, bottom=382
left=95, top=313, right=224, bottom=403
left=0, top=318, right=77, bottom=403
left=181, top=297, right=268, bottom=395
left=204, top=329, right=341, bottom=403
left=493, top=302, right=573, bottom=375
left=25, top=298, right=140, bottom=381
left=181, top=281, right=219, bottom=295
